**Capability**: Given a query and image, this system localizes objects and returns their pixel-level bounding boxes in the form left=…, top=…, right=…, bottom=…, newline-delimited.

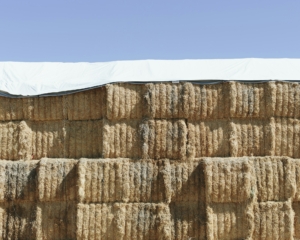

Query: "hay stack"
left=1, top=81, right=300, bottom=239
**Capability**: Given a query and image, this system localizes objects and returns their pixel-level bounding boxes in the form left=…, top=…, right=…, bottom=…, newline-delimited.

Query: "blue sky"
left=1, top=0, right=299, bottom=62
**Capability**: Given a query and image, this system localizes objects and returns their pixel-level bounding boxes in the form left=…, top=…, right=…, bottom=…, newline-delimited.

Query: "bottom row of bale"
left=0, top=200, right=298, bottom=240
left=1, top=157, right=300, bottom=239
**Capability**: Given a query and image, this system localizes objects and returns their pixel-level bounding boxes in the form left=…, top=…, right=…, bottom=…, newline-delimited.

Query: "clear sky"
left=1, top=0, right=299, bottom=62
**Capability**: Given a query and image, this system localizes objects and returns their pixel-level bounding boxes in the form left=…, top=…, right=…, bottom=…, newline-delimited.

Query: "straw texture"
left=253, top=201, right=294, bottom=240
left=0, top=203, right=37, bottom=239
left=0, top=160, right=38, bottom=202
left=204, top=158, right=254, bottom=203
left=1, top=81, right=300, bottom=239
left=140, top=119, right=187, bottom=160
left=36, top=202, right=76, bottom=240
left=0, top=157, right=299, bottom=239
left=76, top=203, right=171, bottom=240
left=206, top=202, right=254, bottom=240
left=38, top=158, right=77, bottom=202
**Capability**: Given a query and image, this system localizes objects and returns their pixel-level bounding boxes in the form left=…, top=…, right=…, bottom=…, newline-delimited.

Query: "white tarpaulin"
left=1, top=58, right=300, bottom=96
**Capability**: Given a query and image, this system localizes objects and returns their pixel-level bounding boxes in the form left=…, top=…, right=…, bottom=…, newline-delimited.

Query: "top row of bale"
left=1, top=81, right=300, bottom=121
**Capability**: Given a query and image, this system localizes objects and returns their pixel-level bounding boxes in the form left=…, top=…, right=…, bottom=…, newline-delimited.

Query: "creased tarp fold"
left=1, top=58, right=300, bottom=97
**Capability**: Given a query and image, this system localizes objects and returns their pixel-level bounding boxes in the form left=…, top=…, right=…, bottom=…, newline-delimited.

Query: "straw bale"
left=293, top=202, right=300, bottom=239
left=0, top=120, right=105, bottom=160
left=76, top=203, right=171, bottom=240
left=0, top=97, right=24, bottom=120
left=273, top=82, right=299, bottom=118
left=36, top=202, right=76, bottom=240
left=77, top=158, right=174, bottom=203
left=170, top=159, right=206, bottom=203
left=292, top=159, right=300, bottom=201
left=30, top=120, right=66, bottom=159
left=0, top=96, right=66, bottom=121
left=204, top=158, right=254, bottom=203
left=253, top=201, right=293, bottom=240
left=103, top=119, right=140, bottom=158
left=0, top=120, right=65, bottom=160
left=38, top=158, right=77, bottom=201
left=295, top=83, right=300, bottom=119
left=263, top=81, right=300, bottom=118
left=24, top=96, right=65, bottom=121
left=106, top=83, right=144, bottom=120
left=0, top=160, right=38, bottom=202
left=66, top=87, right=106, bottom=120
left=0, top=87, right=107, bottom=121
left=0, top=87, right=105, bottom=121
left=230, top=82, right=300, bottom=118
left=254, top=157, right=296, bottom=202
left=144, top=82, right=230, bottom=120
left=18, top=121, right=33, bottom=160
left=140, top=119, right=187, bottom=160
left=144, top=83, right=171, bottom=119
left=265, top=81, right=277, bottom=117
left=0, top=202, right=37, bottom=239
left=229, top=82, right=266, bottom=118
left=170, top=202, right=206, bottom=240
left=229, top=119, right=271, bottom=157
left=206, top=202, right=254, bottom=240
left=187, top=119, right=229, bottom=158
left=0, top=121, right=21, bottom=160
left=78, top=158, right=206, bottom=204
left=273, top=117, right=300, bottom=158
left=128, top=159, right=172, bottom=203
left=66, top=120, right=103, bottom=158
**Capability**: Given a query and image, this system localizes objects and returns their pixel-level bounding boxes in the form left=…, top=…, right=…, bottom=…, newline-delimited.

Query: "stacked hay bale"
left=1, top=81, right=300, bottom=239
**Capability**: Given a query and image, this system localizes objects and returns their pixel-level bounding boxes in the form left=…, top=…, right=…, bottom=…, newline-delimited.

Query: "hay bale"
left=144, top=82, right=230, bottom=120
left=204, top=158, right=254, bottom=203
left=229, top=82, right=266, bottom=118
left=66, top=87, right=106, bottom=120
left=0, top=121, right=20, bottom=160
left=253, top=201, right=293, bottom=240
left=206, top=202, right=254, bottom=240
left=264, top=81, right=300, bottom=118
left=106, top=83, right=144, bottom=120
left=77, top=159, right=173, bottom=203
left=254, top=157, right=296, bottom=202
left=295, top=84, right=300, bottom=118
left=293, top=202, right=300, bottom=239
left=0, top=160, right=38, bottom=202
left=38, top=158, right=77, bottom=201
left=188, top=120, right=229, bottom=158
left=229, top=119, right=271, bottom=157
left=24, top=96, right=65, bottom=121
left=18, top=121, right=33, bottom=160
left=170, top=202, right=206, bottom=240
left=273, top=118, right=300, bottom=158
left=103, top=119, right=140, bottom=158
left=0, top=97, right=24, bottom=121
left=66, top=120, right=103, bottom=159
left=76, top=203, right=171, bottom=240
left=0, top=120, right=104, bottom=160
left=0, top=203, right=37, bottom=239
left=0, top=88, right=106, bottom=121
left=292, top=160, right=300, bottom=201
left=265, top=81, right=277, bottom=117
left=140, top=119, right=187, bottom=160
left=170, top=159, right=206, bottom=203
left=0, top=95, right=66, bottom=121
left=273, top=82, right=297, bottom=118
left=30, top=120, right=66, bottom=159
left=36, top=202, right=76, bottom=240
